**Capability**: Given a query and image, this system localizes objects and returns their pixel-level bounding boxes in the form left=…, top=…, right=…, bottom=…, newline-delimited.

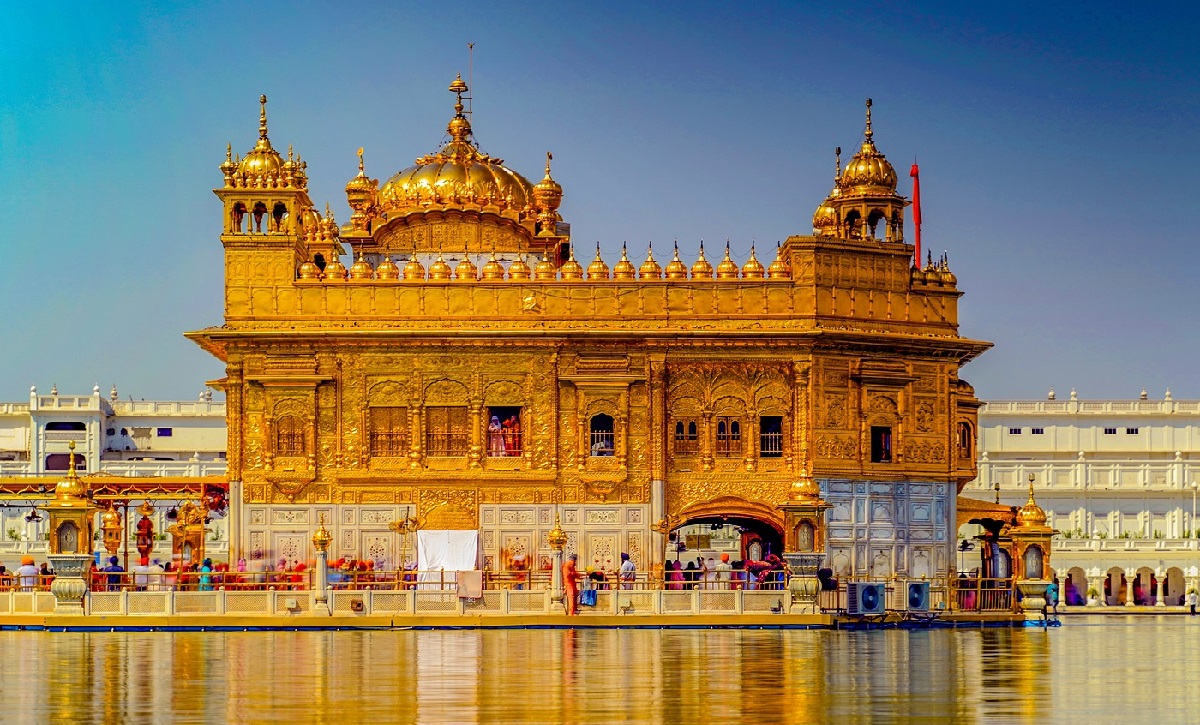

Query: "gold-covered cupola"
left=236, top=95, right=287, bottom=181
left=345, top=75, right=569, bottom=263
left=820, top=100, right=908, bottom=243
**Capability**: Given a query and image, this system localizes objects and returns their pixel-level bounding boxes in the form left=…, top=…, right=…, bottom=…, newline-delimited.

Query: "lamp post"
left=547, top=514, right=568, bottom=613
left=311, top=513, right=332, bottom=616
left=994, top=480, right=1001, bottom=504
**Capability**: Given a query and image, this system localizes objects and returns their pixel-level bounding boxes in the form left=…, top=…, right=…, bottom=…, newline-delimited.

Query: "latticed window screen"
left=426, top=406, right=469, bottom=456
left=674, top=420, right=699, bottom=455
left=589, top=414, right=615, bottom=456
left=715, top=416, right=741, bottom=456
left=276, top=416, right=304, bottom=456
left=760, top=416, right=783, bottom=458
left=370, top=407, right=409, bottom=456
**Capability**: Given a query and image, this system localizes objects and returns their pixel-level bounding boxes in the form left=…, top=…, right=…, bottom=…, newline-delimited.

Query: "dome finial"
left=357, top=147, right=365, bottom=174
left=864, top=98, right=873, bottom=143
left=259, top=94, right=269, bottom=140
left=835, top=146, right=842, bottom=178
left=449, top=73, right=468, bottom=116
left=545, top=151, right=553, bottom=177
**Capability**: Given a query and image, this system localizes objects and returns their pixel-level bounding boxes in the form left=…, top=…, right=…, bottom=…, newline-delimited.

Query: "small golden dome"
left=766, top=244, right=791, bottom=279
left=716, top=242, right=740, bottom=280
left=910, top=265, right=926, bottom=285
left=837, top=100, right=897, bottom=193
left=1016, top=475, right=1048, bottom=528
left=454, top=254, right=478, bottom=281
left=613, top=243, right=637, bottom=280
left=812, top=196, right=839, bottom=236
left=376, top=256, right=400, bottom=281
left=345, top=148, right=375, bottom=193
left=481, top=252, right=505, bottom=281
left=534, top=250, right=558, bottom=281
left=532, top=152, right=563, bottom=214
left=298, top=260, right=320, bottom=280
left=324, top=256, right=347, bottom=281
left=238, top=95, right=286, bottom=179
left=428, top=252, right=452, bottom=281
left=448, top=73, right=468, bottom=94
left=789, top=471, right=820, bottom=500
left=586, top=243, right=610, bottom=280
left=349, top=252, right=374, bottom=280
left=691, top=242, right=714, bottom=279
left=508, top=256, right=532, bottom=280
left=403, top=255, right=426, bottom=281
left=559, top=248, right=584, bottom=280
left=664, top=243, right=688, bottom=280
left=741, top=245, right=765, bottom=279
left=639, top=243, right=662, bottom=279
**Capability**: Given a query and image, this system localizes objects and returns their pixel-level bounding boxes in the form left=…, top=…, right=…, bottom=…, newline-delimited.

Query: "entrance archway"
left=1105, top=567, right=1126, bottom=606
left=1166, top=567, right=1185, bottom=606
left=1065, top=567, right=1087, bottom=606
left=669, top=496, right=785, bottom=589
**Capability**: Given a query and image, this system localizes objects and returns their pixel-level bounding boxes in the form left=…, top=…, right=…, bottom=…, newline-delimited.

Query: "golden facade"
left=188, top=80, right=989, bottom=578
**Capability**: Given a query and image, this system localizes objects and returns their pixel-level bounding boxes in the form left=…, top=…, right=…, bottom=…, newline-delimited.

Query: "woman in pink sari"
left=666, top=560, right=685, bottom=590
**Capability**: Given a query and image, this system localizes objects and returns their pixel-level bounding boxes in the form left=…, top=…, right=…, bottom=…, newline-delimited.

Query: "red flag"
left=909, top=163, right=921, bottom=268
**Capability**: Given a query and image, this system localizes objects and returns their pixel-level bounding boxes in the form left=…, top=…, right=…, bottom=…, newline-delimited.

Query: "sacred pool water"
left=1, top=616, right=1194, bottom=723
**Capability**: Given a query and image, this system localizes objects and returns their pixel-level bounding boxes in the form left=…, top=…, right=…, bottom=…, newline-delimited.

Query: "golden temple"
left=187, top=77, right=990, bottom=580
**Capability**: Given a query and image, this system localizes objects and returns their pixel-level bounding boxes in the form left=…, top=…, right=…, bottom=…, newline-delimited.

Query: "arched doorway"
left=669, top=496, right=785, bottom=590
left=1106, top=567, right=1126, bottom=606
left=1134, top=566, right=1155, bottom=605
left=1065, top=567, right=1088, bottom=606
left=1166, top=567, right=1185, bottom=606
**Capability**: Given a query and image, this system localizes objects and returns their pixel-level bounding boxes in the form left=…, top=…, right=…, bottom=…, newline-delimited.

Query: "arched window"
left=272, top=202, right=288, bottom=232
left=716, top=417, right=740, bottom=456
left=673, top=419, right=698, bottom=455
left=1024, top=545, right=1044, bottom=580
left=589, top=414, right=614, bottom=456
left=958, top=422, right=974, bottom=459
left=252, top=201, right=268, bottom=233
left=796, top=521, right=815, bottom=552
left=370, top=407, right=409, bottom=457
left=276, top=416, right=304, bottom=456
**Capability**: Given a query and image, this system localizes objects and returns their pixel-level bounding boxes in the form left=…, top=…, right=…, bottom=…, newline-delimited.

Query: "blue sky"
left=1, top=2, right=1196, bottom=401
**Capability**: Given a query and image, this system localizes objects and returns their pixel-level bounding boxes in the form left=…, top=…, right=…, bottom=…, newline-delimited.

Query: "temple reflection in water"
left=187, top=74, right=991, bottom=583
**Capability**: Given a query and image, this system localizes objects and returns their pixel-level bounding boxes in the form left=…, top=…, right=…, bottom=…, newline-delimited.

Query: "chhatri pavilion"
left=187, top=77, right=992, bottom=581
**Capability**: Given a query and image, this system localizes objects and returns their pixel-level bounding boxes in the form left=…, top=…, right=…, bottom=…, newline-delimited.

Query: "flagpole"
left=909, top=162, right=921, bottom=268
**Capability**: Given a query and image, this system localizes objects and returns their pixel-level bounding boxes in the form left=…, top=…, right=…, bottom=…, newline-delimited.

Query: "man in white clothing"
left=619, top=553, right=636, bottom=590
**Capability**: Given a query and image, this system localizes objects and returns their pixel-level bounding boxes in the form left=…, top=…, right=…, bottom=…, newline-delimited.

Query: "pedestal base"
left=1017, top=580, right=1050, bottom=620
left=48, top=554, right=94, bottom=611
left=788, top=575, right=821, bottom=614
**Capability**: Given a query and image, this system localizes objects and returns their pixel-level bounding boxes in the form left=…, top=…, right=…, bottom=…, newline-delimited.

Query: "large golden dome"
left=837, top=99, right=897, bottom=193
left=378, top=76, right=534, bottom=215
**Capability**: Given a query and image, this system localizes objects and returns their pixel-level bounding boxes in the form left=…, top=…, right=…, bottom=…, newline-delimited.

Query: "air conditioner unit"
left=907, top=582, right=930, bottom=612
left=847, top=582, right=886, bottom=615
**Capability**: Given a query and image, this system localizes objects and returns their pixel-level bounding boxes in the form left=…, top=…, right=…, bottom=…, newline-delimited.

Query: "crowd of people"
left=663, top=553, right=787, bottom=590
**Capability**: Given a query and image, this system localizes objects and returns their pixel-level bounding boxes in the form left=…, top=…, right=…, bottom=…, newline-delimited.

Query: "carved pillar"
left=1125, top=567, right=1136, bottom=607
left=794, top=362, right=810, bottom=477
left=1155, top=567, right=1167, bottom=607
left=649, top=357, right=666, bottom=482
left=743, top=416, right=757, bottom=472
left=408, top=406, right=423, bottom=470
left=468, top=400, right=483, bottom=469
left=701, top=412, right=714, bottom=472
left=227, top=358, right=245, bottom=478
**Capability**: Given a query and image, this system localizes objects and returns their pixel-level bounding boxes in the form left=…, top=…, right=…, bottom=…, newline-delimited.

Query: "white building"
left=0, top=385, right=227, bottom=567
left=964, top=388, right=1200, bottom=607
